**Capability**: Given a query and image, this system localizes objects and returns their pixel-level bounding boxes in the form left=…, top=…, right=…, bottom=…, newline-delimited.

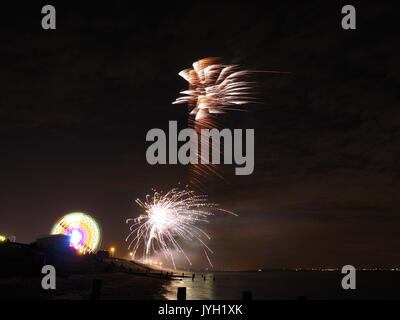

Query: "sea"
left=162, top=271, right=400, bottom=300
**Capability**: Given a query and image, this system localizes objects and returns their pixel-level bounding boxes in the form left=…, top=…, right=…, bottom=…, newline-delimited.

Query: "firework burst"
left=173, top=58, right=259, bottom=190
left=126, top=188, right=235, bottom=268
left=173, top=57, right=257, bottom=125
left=173, top=58, right=288, bottom=190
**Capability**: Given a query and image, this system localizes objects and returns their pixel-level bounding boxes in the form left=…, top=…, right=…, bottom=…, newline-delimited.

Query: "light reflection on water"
left=163, top=274, right=216, bottom=300
left=162, top=272, right=267, bottom=300
left=162, top=271, right=400, bottom=300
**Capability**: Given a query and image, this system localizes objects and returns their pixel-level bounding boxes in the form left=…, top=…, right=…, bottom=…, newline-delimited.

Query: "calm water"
left=162, top=271, right=400, bottom=300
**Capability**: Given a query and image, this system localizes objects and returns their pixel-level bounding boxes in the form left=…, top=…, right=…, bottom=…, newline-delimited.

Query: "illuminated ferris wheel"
left=51, top=212, right=101, bottom=253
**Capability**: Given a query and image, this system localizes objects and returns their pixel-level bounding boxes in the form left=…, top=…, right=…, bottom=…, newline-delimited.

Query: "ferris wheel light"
left=51, top=212, right=101, bottom=254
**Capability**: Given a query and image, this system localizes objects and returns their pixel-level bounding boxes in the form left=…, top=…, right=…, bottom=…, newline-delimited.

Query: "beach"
left=0, top=272, right=167, bottom=300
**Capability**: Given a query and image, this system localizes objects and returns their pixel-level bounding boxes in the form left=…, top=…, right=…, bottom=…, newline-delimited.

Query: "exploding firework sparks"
left=126, top=188, right=235, bottom=268
left=173, top=57, right=257, bottom=125
left=173, top=58, right=258, bottom=189
left=173, top=58, right=288, bottom=190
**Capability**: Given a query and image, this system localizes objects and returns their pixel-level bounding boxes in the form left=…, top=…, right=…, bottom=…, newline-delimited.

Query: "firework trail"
left=126, top=188, right=235, bottom=269
left=173, top=57, right=286, bottom=190
left=172, top=58, right=250, bottom=189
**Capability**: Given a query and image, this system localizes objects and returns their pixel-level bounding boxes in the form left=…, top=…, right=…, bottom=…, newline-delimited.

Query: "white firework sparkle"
left=126, top=188, right=235, bottom=269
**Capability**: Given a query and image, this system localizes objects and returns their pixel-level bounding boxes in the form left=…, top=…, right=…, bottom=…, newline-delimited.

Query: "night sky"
left=1, top=1, right=400, bottom=270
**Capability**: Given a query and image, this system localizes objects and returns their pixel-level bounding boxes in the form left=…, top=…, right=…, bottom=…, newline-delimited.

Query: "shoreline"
left=0, top=272, right=168, bottom=300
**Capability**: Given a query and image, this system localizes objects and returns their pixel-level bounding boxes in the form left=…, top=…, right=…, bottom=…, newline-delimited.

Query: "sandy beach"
left=0, top=272, right=168, bottom=300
